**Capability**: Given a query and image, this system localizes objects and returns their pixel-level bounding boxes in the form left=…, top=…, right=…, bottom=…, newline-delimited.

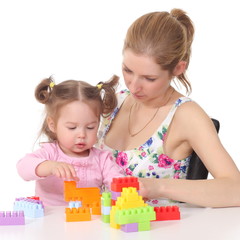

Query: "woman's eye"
left=87, top=127, right=95, bottom=130
left=123, top=67, right=132, bottom=73
left=145, top=77, right=156, bottom=81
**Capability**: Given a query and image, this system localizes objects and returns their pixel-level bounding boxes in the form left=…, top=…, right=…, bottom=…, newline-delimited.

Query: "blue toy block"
left=69, top=201, right=82, bottom=208
left=101, top=206, right=111, bottom=215
left=14, top=198, right=44, bottom=218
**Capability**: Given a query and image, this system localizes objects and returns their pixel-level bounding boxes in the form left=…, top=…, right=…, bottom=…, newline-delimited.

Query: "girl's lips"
left=75, top=143, right=85, bottom=148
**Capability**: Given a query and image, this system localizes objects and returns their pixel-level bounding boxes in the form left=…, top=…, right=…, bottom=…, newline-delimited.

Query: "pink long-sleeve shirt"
left=17, top=142, right=124, bottom=206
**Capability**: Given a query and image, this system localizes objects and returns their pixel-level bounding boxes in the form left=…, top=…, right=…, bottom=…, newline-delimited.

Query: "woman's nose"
left=129, top=76, right=141, bottom=93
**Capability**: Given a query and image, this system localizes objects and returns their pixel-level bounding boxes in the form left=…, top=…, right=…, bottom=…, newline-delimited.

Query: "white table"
left=1, top=204, right=240, bottom=240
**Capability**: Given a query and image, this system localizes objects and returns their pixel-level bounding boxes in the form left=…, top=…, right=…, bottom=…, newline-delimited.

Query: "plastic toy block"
left=27, top=196, right=40, bottom=200
left=115, top=187, right=146, bottom=209
left=111, top=177, right=139, bottom=192
left=14, top=198, right=44, bottom=218
left=101, top=206, right=111, bottom=215
left=111, top=199, right=116, bottom=206
left=101, top=214, right=110, bottom=223
left=110, top=206, right=120, bottom=229
left=65, top=207, right=91, bottom=222
left=64, top=181, right=101, bottom=204
left=69, top=201, right=82, bottom=208
left=0, top=211, right=25, bottom=225
left=111, top=191, right=121, bottom=200
left=121, top=223, right=138, bottom=232
left=115, top=206, right=156, bottom=225
left=154, top=206, right=180, bottom=221
left=101, top=192, right=112, bottom=206
left=91, top=202, right=101, bottom=215
left=138, top=221, right=151, bottom=231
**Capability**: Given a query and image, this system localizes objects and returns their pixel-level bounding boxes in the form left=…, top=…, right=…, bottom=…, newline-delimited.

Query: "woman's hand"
left=36, top=160, right=79, bottom=181
left=138, top=178, right=162, bottom=200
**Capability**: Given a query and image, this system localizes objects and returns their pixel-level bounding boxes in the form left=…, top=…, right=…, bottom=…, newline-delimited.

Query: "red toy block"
left=27, top=196, right=40, bottom=200
left=111, top=199, right=116, bottom=206
left=153, top=206, right=180, bottom=221
left=111, top=177, right=139, bottom=192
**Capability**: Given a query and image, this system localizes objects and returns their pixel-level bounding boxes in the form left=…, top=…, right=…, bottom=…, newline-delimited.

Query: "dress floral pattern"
left=97, top=90, right=192, bottom=206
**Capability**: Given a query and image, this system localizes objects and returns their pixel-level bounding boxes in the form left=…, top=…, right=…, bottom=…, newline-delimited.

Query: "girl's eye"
left=68, top=127, right=76, bottom=130
left=87, top=127, right=95, bottom=130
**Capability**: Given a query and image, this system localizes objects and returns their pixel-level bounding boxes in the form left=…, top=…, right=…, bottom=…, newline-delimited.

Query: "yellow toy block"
left=110, top=206, right=120, bottom=229
left=115, top=187, right=147, bottom=209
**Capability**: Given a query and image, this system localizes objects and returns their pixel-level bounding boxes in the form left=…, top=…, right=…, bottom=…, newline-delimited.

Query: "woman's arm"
left=139, top=102, right=240, bottom=207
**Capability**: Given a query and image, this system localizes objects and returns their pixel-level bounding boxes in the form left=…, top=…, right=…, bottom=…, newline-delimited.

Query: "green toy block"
left=101, top=214, right=110, bottom=223
left=115, top=206, right=156, bottom=225
left=101, top=192, right=112, bottom=207
left=138, top=221, right=151, bottom=231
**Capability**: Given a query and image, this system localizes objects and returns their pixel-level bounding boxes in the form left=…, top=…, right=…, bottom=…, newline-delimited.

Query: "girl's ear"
left=173, top=61, right=187, bottom=76
left=47, top=117, right=55, bottom=133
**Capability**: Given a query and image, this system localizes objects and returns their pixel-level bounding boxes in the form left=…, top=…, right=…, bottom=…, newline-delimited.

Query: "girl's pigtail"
left=35, top=77, right=55, bottom=104
left=98, top=75, right=119, bottom=115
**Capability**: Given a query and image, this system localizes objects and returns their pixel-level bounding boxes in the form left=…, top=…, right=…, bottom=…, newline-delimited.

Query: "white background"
left=0, top=0, right=239, bottom=210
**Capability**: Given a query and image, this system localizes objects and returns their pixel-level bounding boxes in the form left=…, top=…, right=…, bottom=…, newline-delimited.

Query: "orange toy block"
left=91, top=202, right=101, bottom=215
left=65, top=207, right=91, bottom=222
left=64, top=181, right=101, bottom=205
left=111, top=177, right=139, bottom=192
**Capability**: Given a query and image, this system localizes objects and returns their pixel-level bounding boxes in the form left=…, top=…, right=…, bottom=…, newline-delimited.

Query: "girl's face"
left=48, top=101, right=99, bottom=157
left=122, top=49, right=172, bottom=104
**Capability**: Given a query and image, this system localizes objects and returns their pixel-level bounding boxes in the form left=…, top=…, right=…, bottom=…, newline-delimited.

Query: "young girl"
left=17, top=75, right=124, bottom=206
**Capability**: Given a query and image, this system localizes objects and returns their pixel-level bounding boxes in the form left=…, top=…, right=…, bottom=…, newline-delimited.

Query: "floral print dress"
left=97, top=90, right=192, bottom=206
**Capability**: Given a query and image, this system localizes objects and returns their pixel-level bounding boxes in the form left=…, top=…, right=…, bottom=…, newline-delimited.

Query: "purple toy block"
left=0, top=211, right=25, bottom=225
left=121, top=223, right=138, bottom=232
left=111, top=191, right=121, bottom=200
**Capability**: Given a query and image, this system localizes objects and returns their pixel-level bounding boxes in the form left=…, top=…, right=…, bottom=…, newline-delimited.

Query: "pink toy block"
left=111, top=177, right=139, bottom=192
left=153, top=206, right=180, bottom=221
left=0, top=211, right=25, bottom=225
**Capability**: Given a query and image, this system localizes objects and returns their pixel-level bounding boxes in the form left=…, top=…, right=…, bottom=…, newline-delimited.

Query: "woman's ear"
left=173, top=61, right=187, bottom=76
left=47, top=117, right=55, bottom=133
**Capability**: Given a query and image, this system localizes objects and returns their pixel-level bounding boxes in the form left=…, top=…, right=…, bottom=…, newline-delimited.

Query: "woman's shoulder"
left=116, top=89, right=130, bottom=105
left=174, top=97, right=212, bottom=127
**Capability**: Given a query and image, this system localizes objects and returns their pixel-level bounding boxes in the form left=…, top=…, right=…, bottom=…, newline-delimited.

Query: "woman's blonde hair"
left=35, top=75, right=119, bottom=141
left=123, top=9, right=194, bottom=94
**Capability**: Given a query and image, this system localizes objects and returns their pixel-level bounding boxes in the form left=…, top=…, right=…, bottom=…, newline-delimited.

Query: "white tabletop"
left=1, top=204, right=240, bottom=240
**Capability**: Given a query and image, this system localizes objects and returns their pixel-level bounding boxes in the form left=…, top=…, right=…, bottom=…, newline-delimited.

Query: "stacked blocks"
left=0, top=211, right=25, bottom=225
left=154, top=206, right=180, bottom=221
left=14, top=198, right=44, bottom=218
left=109, top=177, right=156, bottom=232
left=101, top=192, right=112, bottom=223
left=64, top=181, right=101, bottom=222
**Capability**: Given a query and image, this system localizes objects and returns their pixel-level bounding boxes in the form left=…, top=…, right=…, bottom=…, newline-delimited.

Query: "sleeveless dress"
left=97, top=89, right=192, bottom=206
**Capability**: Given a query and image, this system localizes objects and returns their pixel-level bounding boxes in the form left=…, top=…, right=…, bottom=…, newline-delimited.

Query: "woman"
left=97, top=9, right=240, bottom=207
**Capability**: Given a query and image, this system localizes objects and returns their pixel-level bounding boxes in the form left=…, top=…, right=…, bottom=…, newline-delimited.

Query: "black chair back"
left=186, top=118, right=220, bottom=180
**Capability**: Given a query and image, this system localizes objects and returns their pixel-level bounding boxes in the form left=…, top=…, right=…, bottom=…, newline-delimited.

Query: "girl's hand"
left=36, top=161, right=79, bottom=181
left=50, top=161, right=79, bottom=181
